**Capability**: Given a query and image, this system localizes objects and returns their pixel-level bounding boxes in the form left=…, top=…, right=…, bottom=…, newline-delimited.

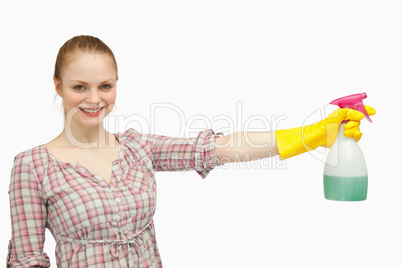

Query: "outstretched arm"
left=215, top=131, right=279, bottom=163
left=214, top=106, right=376, bottom=163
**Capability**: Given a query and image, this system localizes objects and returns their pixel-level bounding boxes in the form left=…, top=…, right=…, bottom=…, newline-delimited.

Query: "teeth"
left=80, top=107, right=103, bottom=113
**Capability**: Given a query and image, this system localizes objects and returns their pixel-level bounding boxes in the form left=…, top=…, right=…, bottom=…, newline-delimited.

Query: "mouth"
left=78, top=106, right=105, bottom=115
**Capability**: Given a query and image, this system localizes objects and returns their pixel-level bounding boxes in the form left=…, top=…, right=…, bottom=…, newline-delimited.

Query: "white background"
left=0, top=1, right=399, bottom=267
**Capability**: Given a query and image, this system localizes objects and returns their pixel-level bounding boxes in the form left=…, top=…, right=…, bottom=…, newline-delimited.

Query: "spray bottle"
left=323, top=93, right=372, bottom=201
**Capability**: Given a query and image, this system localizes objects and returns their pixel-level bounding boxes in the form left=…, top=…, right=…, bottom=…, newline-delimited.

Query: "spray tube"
left=323, top=93, right=372, bottom=201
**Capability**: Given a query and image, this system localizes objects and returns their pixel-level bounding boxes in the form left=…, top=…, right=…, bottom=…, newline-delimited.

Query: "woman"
left=7, top=35, right=375, bottom=268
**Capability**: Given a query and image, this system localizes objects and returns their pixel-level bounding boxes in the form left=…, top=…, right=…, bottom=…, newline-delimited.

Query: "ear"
left=53, top=76, right=62, bottom=97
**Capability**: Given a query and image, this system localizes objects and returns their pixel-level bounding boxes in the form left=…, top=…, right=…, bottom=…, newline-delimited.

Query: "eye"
left=74, top=85, right=85, bottom=91
left=101, top=84, right=111, bottom=90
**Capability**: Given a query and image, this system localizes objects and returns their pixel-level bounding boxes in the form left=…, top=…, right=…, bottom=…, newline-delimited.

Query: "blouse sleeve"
left=7, top=153, right=50, bottom=268
left=133, top=129, right=224, bottom=179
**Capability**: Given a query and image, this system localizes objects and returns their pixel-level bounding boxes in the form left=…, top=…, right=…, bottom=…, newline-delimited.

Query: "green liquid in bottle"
left=323, top=175, right=368, bottom=201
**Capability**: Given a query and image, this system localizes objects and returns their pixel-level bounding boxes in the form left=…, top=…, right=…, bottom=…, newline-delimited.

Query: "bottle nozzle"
left=330, top=92, right=372, bottom=123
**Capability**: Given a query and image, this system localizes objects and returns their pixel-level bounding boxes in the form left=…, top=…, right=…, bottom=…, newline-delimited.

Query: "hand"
left=322, top=105, right=376, bottom=148
left=274, top=105, right=376, bottom=159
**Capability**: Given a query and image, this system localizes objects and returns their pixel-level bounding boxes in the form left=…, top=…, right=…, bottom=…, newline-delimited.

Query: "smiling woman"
left=6, top=35, right=226, bottom=268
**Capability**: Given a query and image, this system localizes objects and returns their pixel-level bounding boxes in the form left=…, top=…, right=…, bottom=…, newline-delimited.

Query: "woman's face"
left=55, top=51, right=117, bottom=127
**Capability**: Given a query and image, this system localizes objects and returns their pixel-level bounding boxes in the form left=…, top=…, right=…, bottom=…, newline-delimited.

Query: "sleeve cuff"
left=193, top=129, right=224, bottom=179
left=7, top=240, right=50, bottom=268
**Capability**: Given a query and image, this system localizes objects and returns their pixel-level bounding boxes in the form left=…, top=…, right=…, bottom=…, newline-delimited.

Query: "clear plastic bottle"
left=322, top=92, right=372, bottom=201
left=323, top=122, right=368, bottom=201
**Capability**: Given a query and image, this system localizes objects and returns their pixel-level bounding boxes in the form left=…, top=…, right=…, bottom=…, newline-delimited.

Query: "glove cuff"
left=275, top=124, right=322, bottom=160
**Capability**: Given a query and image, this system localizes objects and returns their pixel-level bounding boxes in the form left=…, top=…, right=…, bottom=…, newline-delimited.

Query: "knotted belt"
left=57, top=220, right=155, bottom=267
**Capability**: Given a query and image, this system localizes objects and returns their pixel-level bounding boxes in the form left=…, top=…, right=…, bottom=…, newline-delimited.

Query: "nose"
left=85, top=88, right=102, bottom=104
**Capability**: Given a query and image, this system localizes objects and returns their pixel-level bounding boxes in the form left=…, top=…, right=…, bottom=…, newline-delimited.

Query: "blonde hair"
left=53, top=35, right=119, bottom=119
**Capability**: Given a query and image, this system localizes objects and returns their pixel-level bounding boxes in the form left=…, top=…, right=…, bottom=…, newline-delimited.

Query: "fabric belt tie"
left=57, top=220, right=154, bottom=267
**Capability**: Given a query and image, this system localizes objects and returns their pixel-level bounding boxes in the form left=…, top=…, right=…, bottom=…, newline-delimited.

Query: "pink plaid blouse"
left=7, top=128, right=224, bottom=268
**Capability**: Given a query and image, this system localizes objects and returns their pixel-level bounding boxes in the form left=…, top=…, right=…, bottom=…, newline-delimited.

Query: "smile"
left=79, top=107, right=105, bottom=113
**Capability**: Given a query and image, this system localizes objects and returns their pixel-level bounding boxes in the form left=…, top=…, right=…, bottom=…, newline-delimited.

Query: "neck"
left=61, top=118, right=117, bottom=149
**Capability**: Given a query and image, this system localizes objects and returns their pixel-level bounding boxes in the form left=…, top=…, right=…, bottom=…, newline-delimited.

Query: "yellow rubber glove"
left=275, top=105, right=376, bottom=159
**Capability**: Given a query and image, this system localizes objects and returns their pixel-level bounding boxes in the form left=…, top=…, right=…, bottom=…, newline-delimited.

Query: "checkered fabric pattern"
left=7, top=128, right=223, bottom=268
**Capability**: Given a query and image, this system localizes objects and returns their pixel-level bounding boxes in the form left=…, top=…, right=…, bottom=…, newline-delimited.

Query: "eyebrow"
left=70, top=79, right=115, bottom=84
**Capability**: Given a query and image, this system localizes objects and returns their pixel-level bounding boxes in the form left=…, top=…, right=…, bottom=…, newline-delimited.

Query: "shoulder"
left=11, top=145, right=49, bottom=181
left=118, top=128, right=154, bottom=158
left=13, top=145, right=44, bottom=163
left=119, top=128, right=151, bottom=144
left=123, top=127, right=140, bottom=138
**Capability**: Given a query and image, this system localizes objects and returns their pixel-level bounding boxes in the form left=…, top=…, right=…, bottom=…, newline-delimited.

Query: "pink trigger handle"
left=329, top=92, right=372, bottom=124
